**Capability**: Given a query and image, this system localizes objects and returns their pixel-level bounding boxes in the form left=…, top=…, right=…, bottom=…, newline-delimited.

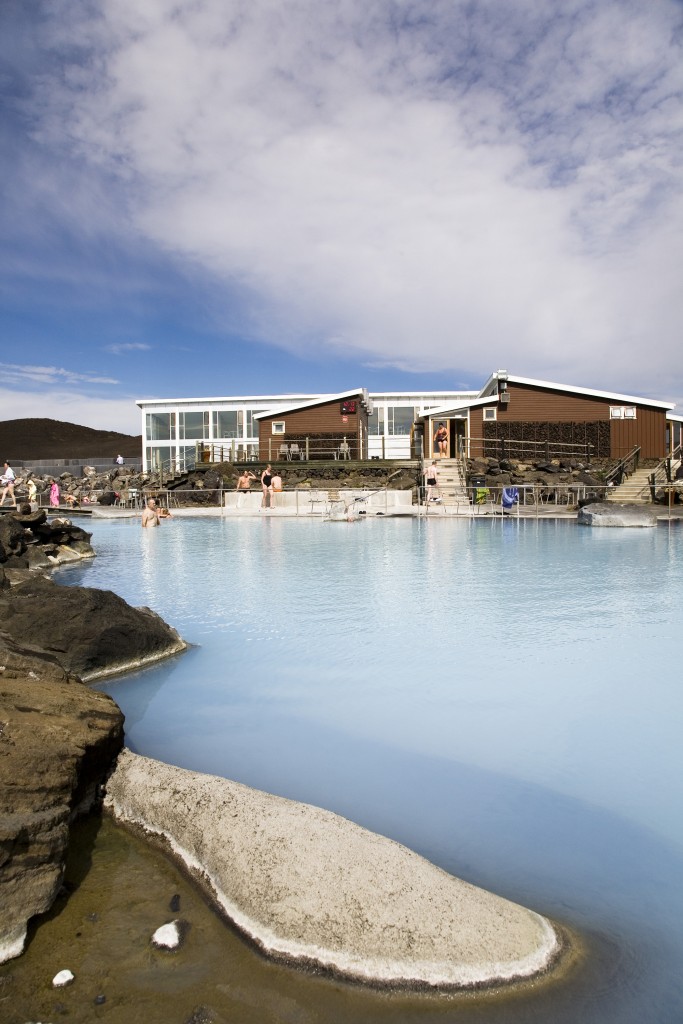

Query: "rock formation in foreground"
left=577, top=502, right=657, bottom=527
left=0, top=573, right=187, bottom=681
left=105, top=750, right=563, bottom=990
left=0, top=568, right=188, bottom=963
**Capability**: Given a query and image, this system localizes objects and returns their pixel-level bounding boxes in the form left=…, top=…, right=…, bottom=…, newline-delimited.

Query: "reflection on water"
left=59, top=516, right=683, bottom=1022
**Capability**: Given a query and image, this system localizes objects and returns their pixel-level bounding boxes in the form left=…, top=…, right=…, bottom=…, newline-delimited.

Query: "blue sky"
left=2, top=0, right=682, bottom=434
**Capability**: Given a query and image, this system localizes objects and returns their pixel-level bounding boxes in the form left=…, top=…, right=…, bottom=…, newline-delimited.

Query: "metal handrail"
left=604, top=445, right=641, bottom=486
left=648, top=442, right=682, bottom=498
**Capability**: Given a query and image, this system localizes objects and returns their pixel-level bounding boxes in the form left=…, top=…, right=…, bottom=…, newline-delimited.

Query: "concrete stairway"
left=605, top=467, right=652, bottom=504
left=427, top=458, right=469, bottom=511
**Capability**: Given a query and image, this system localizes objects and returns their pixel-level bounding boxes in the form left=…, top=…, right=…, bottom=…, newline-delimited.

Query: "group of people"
left=236, top=464, right=283, bottom=509
left=1, top=463, right=47, bottom=508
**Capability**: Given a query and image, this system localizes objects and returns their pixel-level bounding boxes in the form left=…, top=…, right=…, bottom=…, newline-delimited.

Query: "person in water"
left=141, top=498, right=161, bottom=528
left=261, top=464, right=273, bottom=509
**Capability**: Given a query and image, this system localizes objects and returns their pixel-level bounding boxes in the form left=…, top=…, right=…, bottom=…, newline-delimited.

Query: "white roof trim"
left=479, top=373, right=674, bottom=410
left=253, top=388, right=366, bottom=420
left=418, top=396, right=498, bottom=418
left=136, top=393, right=321, bottom=408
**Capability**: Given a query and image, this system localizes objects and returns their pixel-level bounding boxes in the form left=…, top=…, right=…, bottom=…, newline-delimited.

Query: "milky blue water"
left=61, top=516, right=683, bottom=1022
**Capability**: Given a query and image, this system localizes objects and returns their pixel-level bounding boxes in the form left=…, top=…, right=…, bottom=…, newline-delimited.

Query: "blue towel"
left=502, top=487, right=519, bottom=509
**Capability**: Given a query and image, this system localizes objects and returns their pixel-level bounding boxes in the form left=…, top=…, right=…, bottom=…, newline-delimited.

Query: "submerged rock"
left=151, top=920, right=182, bottom=950
left=577, top=502, right=657, bottom=527
left=105, top=750, right=562, bottom=990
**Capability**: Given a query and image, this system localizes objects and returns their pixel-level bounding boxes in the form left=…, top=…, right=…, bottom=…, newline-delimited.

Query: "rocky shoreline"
left=0, top=508, right=568, bottom=996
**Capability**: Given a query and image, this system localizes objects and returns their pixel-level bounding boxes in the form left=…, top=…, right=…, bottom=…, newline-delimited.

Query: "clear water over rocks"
left=59, top=516, right=683, bottom=1023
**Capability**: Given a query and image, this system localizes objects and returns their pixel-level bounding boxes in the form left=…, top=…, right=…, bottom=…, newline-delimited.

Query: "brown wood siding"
left=609, top=408, right=666, bottom=460
left=469, top=408, right=485, bottom=458
left=492, top=383, right=667, bottom=460
left=258, top=397, right=368, bottom=459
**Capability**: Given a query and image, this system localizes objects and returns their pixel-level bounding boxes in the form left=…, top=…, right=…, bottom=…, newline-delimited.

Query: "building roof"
left=136, top=393, right=321, bottom=408
left=417, top=395, right=498, bottom=418
left=478, top=372, right=675, bottom=410
left=253, top=388, right=367, bottom=420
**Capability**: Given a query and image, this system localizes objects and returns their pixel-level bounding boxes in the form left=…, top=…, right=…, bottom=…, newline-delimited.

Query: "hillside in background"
left=0, top=419, right=142, bottom=461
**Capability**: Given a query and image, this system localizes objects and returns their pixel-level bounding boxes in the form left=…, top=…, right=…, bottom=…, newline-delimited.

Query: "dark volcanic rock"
left=0, top=638, right=124, bottom=962
left=0, top=576, right=186, bottom=681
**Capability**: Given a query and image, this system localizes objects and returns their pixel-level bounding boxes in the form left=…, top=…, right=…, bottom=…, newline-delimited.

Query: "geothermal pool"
left=62, top=516, right=683, bottom=1023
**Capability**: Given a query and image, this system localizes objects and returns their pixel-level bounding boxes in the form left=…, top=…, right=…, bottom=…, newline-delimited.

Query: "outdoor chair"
left=278, top=443, right=290, bottom=461
left=289, top=443, right=304, bottom=460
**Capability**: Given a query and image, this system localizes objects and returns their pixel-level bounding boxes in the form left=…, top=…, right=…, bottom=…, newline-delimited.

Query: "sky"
left=2, top=0, right=682, bottom=434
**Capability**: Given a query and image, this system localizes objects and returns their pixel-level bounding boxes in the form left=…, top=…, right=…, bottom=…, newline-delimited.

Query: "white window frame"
left=610, top=406, right=637, bottom=420
left=272, top=420, right=286, bottom=435
left=484, top=407, right=497, bottom=421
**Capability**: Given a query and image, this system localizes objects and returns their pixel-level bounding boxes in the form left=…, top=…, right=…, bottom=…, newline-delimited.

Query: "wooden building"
left=420, top=373, right=675, bottom=462
left=255, top=389, right=371, bottom=461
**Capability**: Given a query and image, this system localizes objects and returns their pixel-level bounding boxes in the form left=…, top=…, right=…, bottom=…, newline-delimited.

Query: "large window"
left=212, top=410, right=241, bottom=438
left=179, top=411, right=210, bottom=439
left=146, top=412, right=175, bottom=441
left=387, top=406, right=415, bottom=435
left=145, top=446, right=172, bottom=470
left=368, top=407, right=385, bottom=435
left=245, top=410, right=257, bottom=436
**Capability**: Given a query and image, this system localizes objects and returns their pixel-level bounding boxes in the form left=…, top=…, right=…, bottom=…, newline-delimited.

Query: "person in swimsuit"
left=424, top=461, right=439, bottom=503
left=236, top=470, right=256, bottom=490
left=141, top=498, right=161, bottom=528
left=261, top=464, right=273, bottom=509
left=271, top=469, right=283, bottom=508
left=434, top=423, right=448, bottom=458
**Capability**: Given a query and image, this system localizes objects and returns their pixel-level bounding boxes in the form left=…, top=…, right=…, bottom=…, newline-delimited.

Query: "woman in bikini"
left=434, top=423, right=448, bottom=458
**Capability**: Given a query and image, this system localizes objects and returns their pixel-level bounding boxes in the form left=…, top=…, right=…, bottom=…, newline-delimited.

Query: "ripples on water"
left=59, top=516, right=683, bottom=1023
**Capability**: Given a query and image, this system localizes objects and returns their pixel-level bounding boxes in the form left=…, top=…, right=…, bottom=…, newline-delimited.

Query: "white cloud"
left=0, top=363, right=119, bottom=386
left=105, top=342, right=151, bottom=355
left=0, top=387, right=141, bottom=435
left=21, top=0, right=683, bottom=402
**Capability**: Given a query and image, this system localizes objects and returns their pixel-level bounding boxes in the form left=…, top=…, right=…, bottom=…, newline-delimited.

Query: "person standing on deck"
left=261, top=464, right=273, bottom=509
left=434, top=423, right=448, bottom=458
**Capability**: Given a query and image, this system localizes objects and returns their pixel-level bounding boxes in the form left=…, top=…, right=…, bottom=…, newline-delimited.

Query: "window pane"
left=368, top=408, right=384, bottom=435
left=180, top=411, right=208, bottom=439
left=147, top=446, right=172, bottom=470
left=146, top=413, right=174, bottom=441
left=213, top=410, right=240, bottom=438
left=388, top=407, right=414, bottom=435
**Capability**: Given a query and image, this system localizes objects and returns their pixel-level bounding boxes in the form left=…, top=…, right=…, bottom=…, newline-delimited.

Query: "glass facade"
left=179, top=411, right=210, bottom=439
left=212, top=410, right=241, bottom=438
left=146, top=412, right=176, bottom=441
